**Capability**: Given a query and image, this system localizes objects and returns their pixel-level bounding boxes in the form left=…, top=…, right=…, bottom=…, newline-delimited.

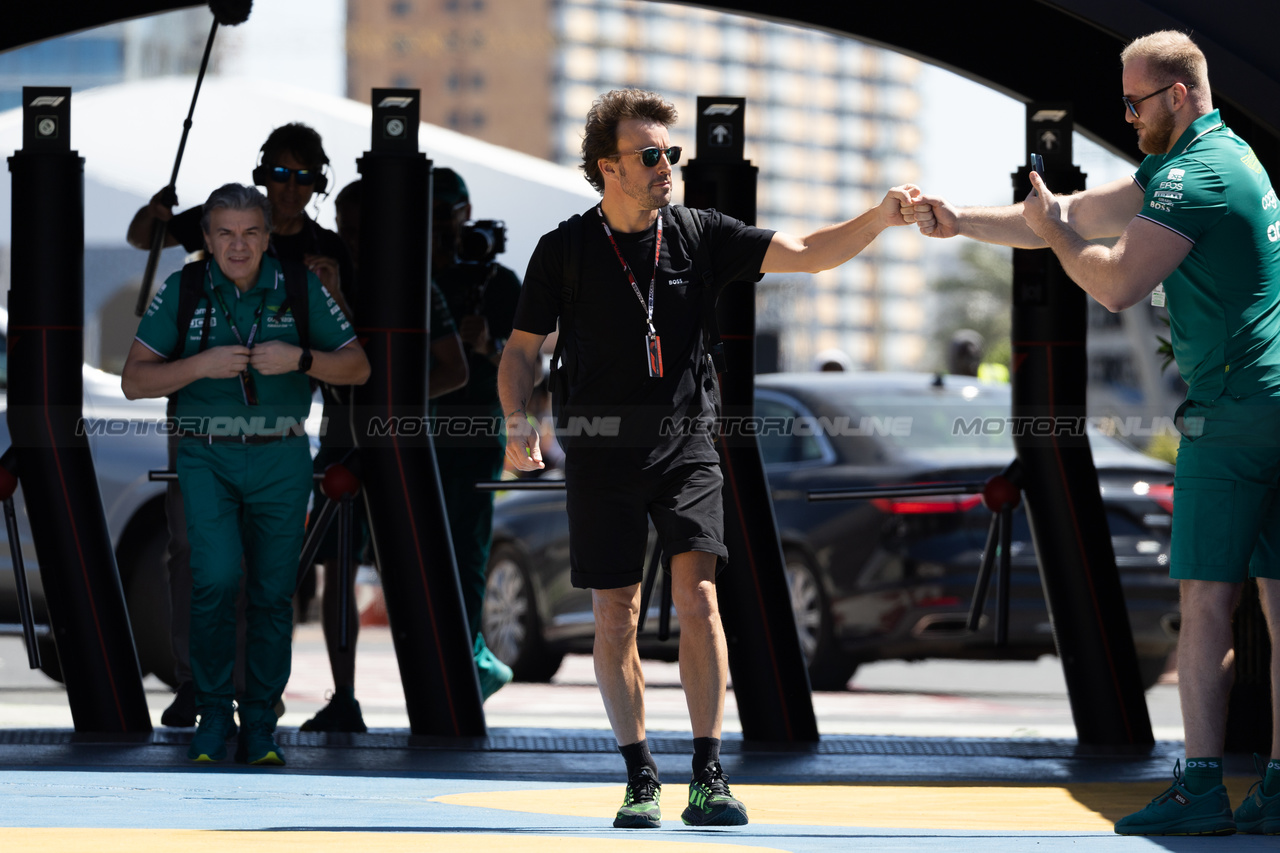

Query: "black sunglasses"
left=622, top=146, right=682, bottom=168
left=268, top=165, right=319, bottom=186
left=1122, top=83, right=1179, bottom=119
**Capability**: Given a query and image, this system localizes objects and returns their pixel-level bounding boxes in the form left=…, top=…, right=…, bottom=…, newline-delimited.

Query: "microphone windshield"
left=208, top=0, right=253, bottom=26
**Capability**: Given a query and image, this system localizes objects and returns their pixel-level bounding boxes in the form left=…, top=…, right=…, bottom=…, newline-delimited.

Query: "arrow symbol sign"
left=710, top=124, right=732, bottom=146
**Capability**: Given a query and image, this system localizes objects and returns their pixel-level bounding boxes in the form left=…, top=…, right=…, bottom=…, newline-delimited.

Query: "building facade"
left=346, top=0, right=926, bottom=371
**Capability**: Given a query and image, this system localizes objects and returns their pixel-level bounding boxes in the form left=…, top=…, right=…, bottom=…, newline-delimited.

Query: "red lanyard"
left=598, top=206, right=662, bottom=334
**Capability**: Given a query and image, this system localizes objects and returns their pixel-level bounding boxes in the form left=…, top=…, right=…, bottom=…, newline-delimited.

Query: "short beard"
left=618, top=162, right=667, bottom=211
left=1138, top=105, right=1176, bottom=155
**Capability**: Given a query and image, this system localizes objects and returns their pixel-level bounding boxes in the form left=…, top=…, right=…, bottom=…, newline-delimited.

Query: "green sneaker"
left=186, top=704, right=234, bottom=763
left=681, top=760, right=748, bottom=827
left=236, top=719, right=286, bottom=766
left=299, top=689, right=368, bottom=733
left=1235, top=755, right=1280, bottom=835
left=1114, top=760, right=1234, bottom=836
left=475, top=642, right=514, bottom=702
left=613, top=767, right=662, bottom=829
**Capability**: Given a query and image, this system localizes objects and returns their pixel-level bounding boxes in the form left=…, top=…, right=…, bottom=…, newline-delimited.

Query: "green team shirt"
left=135, top=255, right=358, bottom=435
left=1133, top=110, right=1280, bottom=400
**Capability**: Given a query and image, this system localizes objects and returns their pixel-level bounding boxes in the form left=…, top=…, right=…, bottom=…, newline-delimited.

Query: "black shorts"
left=566, top=460, right=727, bottom=590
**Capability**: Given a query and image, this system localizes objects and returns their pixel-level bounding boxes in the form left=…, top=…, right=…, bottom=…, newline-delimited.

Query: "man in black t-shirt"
left=498, top=88, right=924, bottom=830
left=125, top=123, right=352, bottom=727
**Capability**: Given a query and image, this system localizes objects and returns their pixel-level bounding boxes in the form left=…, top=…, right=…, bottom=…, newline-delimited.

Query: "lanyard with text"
left=598, top=206, right=663, bottom=377
left=210, top=275, right=266, bottom=406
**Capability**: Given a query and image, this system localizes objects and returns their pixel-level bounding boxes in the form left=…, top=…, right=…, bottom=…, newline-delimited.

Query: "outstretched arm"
left=906, top=176, right=1144, bottom=247
left=761, top=185, right=925, bottom=274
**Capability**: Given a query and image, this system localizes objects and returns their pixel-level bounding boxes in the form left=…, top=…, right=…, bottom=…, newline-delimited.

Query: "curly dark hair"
left=580, top=89, right=678, bottom=193
left=260, top=122, right=329, bottom=168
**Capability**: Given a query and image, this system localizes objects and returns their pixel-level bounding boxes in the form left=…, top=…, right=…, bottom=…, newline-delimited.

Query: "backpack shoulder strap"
left=672, top=205, right=725, bottom=375
left=276, top=258, right=311, bottom=349
left=551, top=212, right=583, bottom=372
left=168, top=259, right=210, bottom=362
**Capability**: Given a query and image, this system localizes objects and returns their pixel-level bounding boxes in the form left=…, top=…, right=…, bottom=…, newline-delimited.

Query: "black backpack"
left=549, top=205, right=723, bottom=449
left=167, top=256, right=311, bottom=362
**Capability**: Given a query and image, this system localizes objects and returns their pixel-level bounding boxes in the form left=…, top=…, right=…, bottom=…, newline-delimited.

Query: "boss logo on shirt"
left=669, top=278, right=687, bottom=286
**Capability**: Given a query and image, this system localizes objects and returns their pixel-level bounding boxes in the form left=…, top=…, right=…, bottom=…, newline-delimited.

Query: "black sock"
left=619, top=739, right=657, bottom=780
left=693, top=736, right=721, bottom=777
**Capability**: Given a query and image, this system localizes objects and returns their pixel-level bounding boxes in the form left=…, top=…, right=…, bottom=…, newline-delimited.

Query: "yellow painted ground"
left=435, top=778, right=1257, bottom=831
left=0, top=830, right=782, bottom=853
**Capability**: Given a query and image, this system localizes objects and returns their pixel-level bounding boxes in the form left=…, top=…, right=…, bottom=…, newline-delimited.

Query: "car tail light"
left=871, top=494, right=984, bottom=514
left=1145, top=483, right=1174, bottom=513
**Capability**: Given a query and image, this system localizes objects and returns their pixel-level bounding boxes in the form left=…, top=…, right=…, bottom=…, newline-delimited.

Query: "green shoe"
left=475, top=640, right=514, bottom=702
left=681, top=760, right=748, bottom=827
left=236, top=719, right=286, bottom=766
left=299, top=689, right=368, bottom=733
left=1114, top=760, right=1234, bottom=836
left=186, top=704, right=234, bottom=763
left=1235, top=754, right=1280, bottom=835
left=613, top=766, right=662, bottom=829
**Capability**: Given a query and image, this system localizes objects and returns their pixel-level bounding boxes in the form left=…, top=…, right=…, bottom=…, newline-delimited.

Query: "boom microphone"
left=135, top=1, right=255, bottom=316
left=208, top=0, right=253, bottom=26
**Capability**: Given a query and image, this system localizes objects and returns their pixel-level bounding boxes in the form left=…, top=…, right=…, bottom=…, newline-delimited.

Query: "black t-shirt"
left=514, top=205, right=774, bottom=470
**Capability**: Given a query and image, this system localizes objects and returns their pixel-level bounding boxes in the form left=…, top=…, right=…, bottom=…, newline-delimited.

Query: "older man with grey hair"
left=123, top=183, right=370, bottom=767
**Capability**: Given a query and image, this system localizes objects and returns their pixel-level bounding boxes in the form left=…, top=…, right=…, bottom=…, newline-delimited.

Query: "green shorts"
left=1171, top=394, right=1280, bottom=582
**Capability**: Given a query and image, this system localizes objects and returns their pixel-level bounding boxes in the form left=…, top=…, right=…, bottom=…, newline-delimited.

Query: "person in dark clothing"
left=430, top=168, right=520, bottom=700
left=125, top=122, right=352, bottom=727
left=499, top=88, right=922, bottom=829
left=298, top=179, right=468, bottom=732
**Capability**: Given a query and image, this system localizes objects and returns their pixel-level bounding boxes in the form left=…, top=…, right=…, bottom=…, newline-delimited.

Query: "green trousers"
left=178, top=438, right=312, bottom=724
left=437, top=444, right=505, bottom=643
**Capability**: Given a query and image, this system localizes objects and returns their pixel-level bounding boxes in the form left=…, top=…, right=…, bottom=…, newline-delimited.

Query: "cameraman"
left=430, top=168, right=521, bottom=699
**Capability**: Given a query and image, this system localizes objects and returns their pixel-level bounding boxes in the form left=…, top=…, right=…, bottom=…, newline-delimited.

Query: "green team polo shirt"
left=135, top=255, right=358, bottom=435
left=1133, top=110, right=1280, bottom=400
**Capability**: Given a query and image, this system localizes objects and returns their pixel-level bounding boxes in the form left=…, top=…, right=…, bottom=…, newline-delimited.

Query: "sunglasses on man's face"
left=622, top=146, right=682, bottom=168
left=268, top=165, right=319, bottom=186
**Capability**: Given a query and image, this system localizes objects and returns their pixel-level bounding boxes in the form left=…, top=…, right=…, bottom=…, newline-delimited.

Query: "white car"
left=0, top=306, right=173, bottom=684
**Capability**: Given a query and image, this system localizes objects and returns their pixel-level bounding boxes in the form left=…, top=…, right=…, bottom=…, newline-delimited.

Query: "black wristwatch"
left=296, top=348, right=313, bottom=374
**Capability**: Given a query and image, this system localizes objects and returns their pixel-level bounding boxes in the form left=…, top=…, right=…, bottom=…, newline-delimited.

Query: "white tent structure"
left=0, top=75, right=601, bottom=280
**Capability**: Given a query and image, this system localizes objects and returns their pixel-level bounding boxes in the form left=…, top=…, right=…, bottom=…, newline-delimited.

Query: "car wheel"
left=784, top=548, right=858, bottom=691
left=119, top=510, right=178, bottom=688
left=483, top=542, right=563, bottom=682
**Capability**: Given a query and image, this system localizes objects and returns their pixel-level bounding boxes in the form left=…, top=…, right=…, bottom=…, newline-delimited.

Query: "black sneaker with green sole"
left=681, top=760, right=748, bottom=826
left=614, top=766, right=662, bottom=829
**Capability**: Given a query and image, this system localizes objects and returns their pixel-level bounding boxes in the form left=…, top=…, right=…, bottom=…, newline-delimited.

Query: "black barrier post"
left=1014, top=103, right=1153, bottom=749
left=681, top=96, right=819, bottom=743
left=7, top=88, right=151, bottom=733
left=352, top=89, right=485, bottom=736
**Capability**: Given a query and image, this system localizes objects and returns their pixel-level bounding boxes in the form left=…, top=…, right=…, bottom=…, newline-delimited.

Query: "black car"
left=482, top=372, right=1179, bottom=690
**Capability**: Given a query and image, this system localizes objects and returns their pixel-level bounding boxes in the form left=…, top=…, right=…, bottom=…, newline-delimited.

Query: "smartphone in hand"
left=1030, top=153, right=1045, bottom=196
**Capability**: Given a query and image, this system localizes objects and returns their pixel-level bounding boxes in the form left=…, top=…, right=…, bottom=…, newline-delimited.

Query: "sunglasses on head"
left=267, top=165, right=319, bottom=186
left=622, top=146, right=682, bottom=168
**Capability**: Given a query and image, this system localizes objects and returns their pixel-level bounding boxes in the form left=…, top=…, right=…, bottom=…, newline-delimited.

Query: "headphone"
left=252, top=140, right=331, bottom=195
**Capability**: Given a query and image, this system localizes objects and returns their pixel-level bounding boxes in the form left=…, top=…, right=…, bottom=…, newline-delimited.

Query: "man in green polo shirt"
left=122, top=183, right=370, bottom=766
left=903, top=30, right=1280, bottom=836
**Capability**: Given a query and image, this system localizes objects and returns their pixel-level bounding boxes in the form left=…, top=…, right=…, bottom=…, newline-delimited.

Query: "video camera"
left=457, top=219, right=506, bottom=264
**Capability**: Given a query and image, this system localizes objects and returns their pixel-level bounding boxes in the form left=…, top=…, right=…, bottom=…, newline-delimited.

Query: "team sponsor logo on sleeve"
left=1167, top=168, right=1185, bottom=181
left=1268, top=222, right=1280, bottom=243
left=1263, top=190, right=1278, bottom=212
left=1242, top=149, right=1264, bottom=175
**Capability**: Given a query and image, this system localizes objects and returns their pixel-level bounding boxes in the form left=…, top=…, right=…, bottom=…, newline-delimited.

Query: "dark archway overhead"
left=682, top=0, right=1280, bottom=174
left=7, top=0, right=1280, bottom=172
